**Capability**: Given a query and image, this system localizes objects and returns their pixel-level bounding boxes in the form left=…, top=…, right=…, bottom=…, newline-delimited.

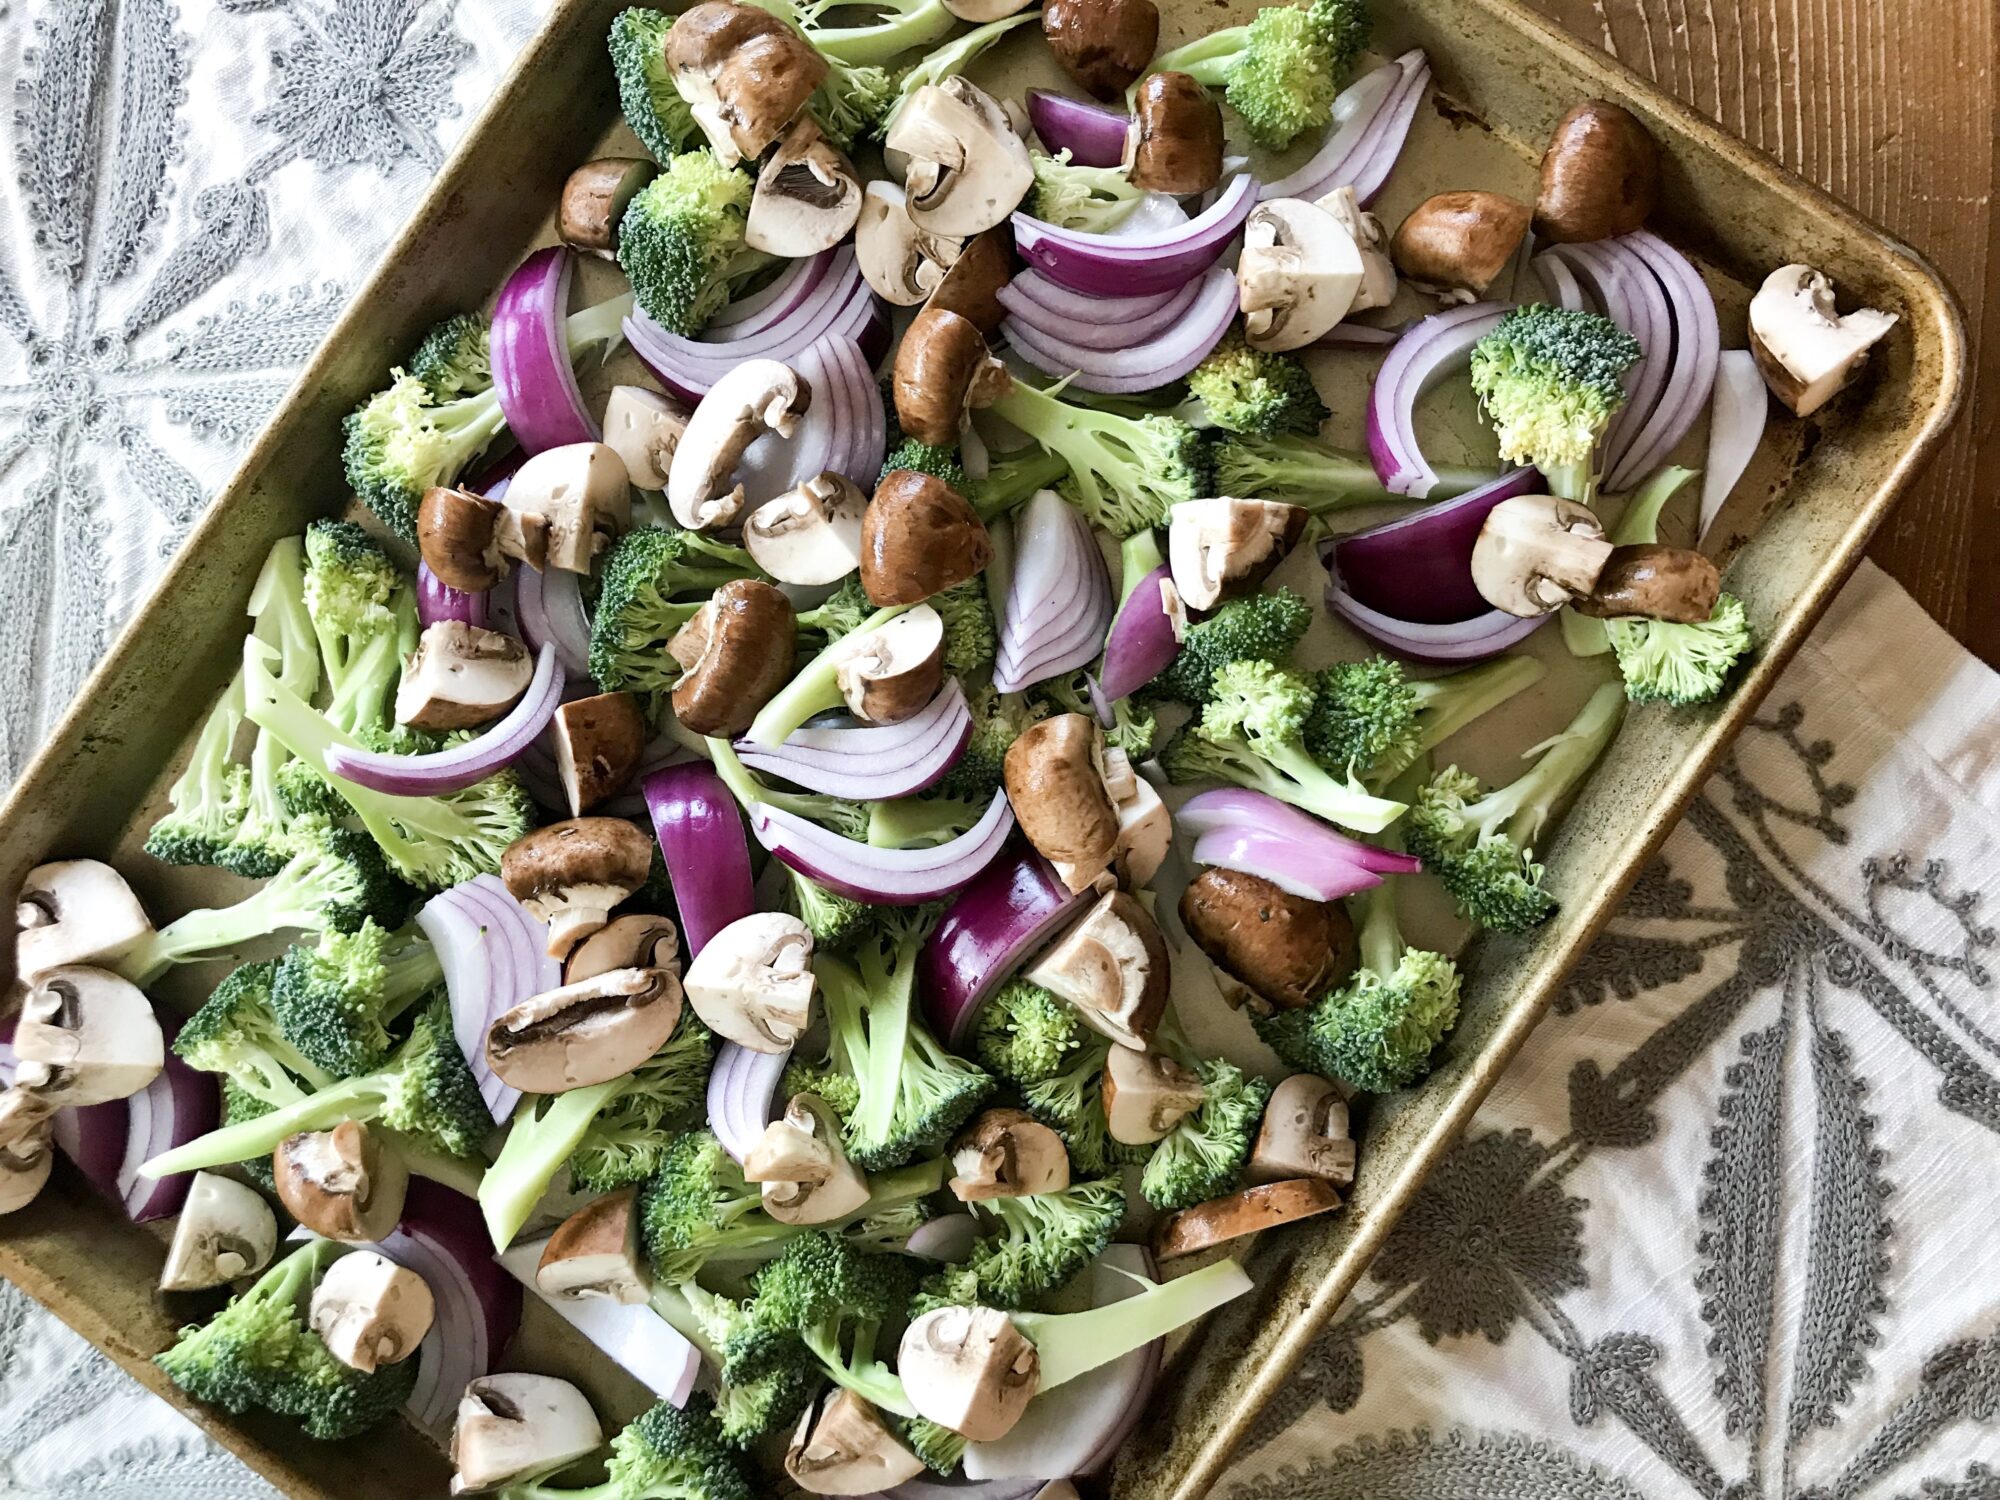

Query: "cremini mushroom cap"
left=566, top=913, right=680, bottom=986
left=1043, top=0, right=1159, bottom=99
left=1126, top=71, right=1224, bottom=195
left=860, top=470, right=993, bottom=606
left=559, top=158, right=659, bottom=258
left=664, top=1, right=827, bottom=167
left=949, top=1107, right=1072, bottom=1200
left=1747, top=263, right=1897, bottom=418
left=274, top=1120, right=409, bottom=1243
left=1534, top=99, right=1660, bottom=245
left=884, top=77, right=1035, bottom=238
left=750, top=1095, right=870, bottom=1225
left=926, top=224, right=1016, bottom=334
left=503, top=443, right=632, bottom=574
left=893, top=305, right=1009, bottom=448
left=500, top=817, right=657, bottom=959
left=1249, top=1074, right=1356, bottom=1186
left=552, top=691, right=649, bottom=816
left=831, top=605, right=946, bottom=725
left=785, top=1389, right=927, bottom=1495
left=1151, top=1177, right=1342, bottom=1260
left=744, top=472, right=868, bottom=586
left=418, top=486, right=508, bottom=592
left=486, top=965, right=685, bottom=1094
left=669, top=577, right=798, bottom=738
left=1391, top=190, right=1533, bottom=304
left=1178, top=867, right=1357, bottom=1013
left=1003, top=713, right=1119, bottom=893
left=854, top=181, right=962, bottom=307
left=1571, top=542, right=1723, bottom=624
left=537, top=1187, right=652, bottom=1304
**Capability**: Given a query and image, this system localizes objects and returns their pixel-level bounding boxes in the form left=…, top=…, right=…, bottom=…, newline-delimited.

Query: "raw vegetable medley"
left=0, top=0, right=1897, bottom=1491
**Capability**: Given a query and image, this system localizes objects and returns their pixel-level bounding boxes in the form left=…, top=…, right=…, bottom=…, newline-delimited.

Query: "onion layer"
left=415, top=875, right=562, bottom=1123
left=734, top=679, right=972, bottom=800
left=496, top=1238, right=701, bottom=1407
left=1011, top=173, right=1257, bottom=296
left=325, top=643, right=563, bottom=796
left=994, top=488, right=1114, bottom=692
left=491, top=247, right=599, bottom=454
left=752, top=790, right=1014, bottom=905
left=1026, top=89, right=1130, bottom=165
left=1366, top=301, right=1513, bottom=496
left=417, top=564, right=489, bottom=630
left=918, top=848, right=1086, bottom=1048
left=1261, top=50, right=1430, bottom=204
left=1003, top=265, right=1238, bottom=393
left=1606, top=231, right=1722, bottom=491
left=1096, top=564, right=1179, bottom=702
left=1328, top=467, right=1541, bottom=624
left=1326, top=564, right=1550, bottom=663
left=1702, top=349, right=1767, bottom=540
left=644, top=762, right=756, bottom=958
left=707, top=1041, right=790, bottom=1164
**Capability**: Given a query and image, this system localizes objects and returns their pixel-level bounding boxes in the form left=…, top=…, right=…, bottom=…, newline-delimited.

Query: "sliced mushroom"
left=0, top=1109, right=53, bottom=1217
left=1112, top=774, right=1171, bottom=890
left=537, top=1188, right=651, bottom=1304
left=747, top=120, right=863, bottom=257
left=310, top=1250, right=436, bottom=1372
left=1151, top=1177, right=1342, bottom=1260
left=1024, top=889, right=1170, bottom=1050
left=786, top=1388, right=927, bottom=1495
left=1043, top=0, right=1159, bottom=99
left=893, top=305, right=1011, bottom=448
left=1748, top=263, right=1898, bottom=418
left=451, top=1373, right=605, bottom=1496
left=926, top=225, right=1017, bottom=335
left=1101, top=1044, right=1206, bottom=1145
left=1535, top=100, right=1660, bottom=245
left=747, top=1094, right=870, bottom=1224
left=668, top=577, right=798, bottom=738
left=830, top=605, right=946, bottom=724
left=395, top=621, right=535, bottom=732
left=1004, top=713, right=1119, bottom=893
left=1167, top=497, right=1308, bottom=613
left=1238, top=197, right=1366, bottom=352
left=15, top=860, right=153, bottom=980
left=552, top=691, right=649, bottom=816
left=501, top=817, right=658, bottom=959
left=1178, top=868, right=1356, bottom=1013
left=566, top=914, right=680, bottom=986
left=885, top=77, right=1035, bottom=238
left=1317, top=187, right=1396, bottom=312
left=11, top=966, right=164, bottom=1105
left=861, top=470, right=994, bottom=605
left=898, top=1304, right=1041, bottom=1441
left=664, top=1, right=827, bottom=167
left=503, top=443, right=632, bottom=574
left=1469, top=493, right=1615, bottom=618
left=1569, top=542, right=1722, bottom=624
left=667, top=359, right=810, bottom=531
left=418, top=486, right=509, bottom=591
left=854, top=182, right=963, bottom=307
left=949, top=1107, right=1071, bottom=1200
left=1125, top=72, right=1223, bottom=195
left=160, top=1172, right=280, bottom=1291
left=681, top=911, right=817, bottom=1052
left=601, top=385, right=689, bottom=491
left=487, top=965, right=685, bottom=1094
left=1248, top=1074, right=1355, bottom=1186
left=744, top=472, right=868, bottom=585
left=274, top=1120, right=409, bottom=1242
left=559, top=158, right=659, bottom=258
left=1391, top=191, right=1533, bottom=304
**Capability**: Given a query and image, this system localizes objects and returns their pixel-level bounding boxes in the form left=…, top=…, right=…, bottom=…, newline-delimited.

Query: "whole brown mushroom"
left=860, top=471, right=993, bottom=606
left=1126, top=72, right=1223, bottom=195
left=418, top=486, right=508, bottom=591
left=669, top=578, right=797, bottom=738
left=1004, top=713, right=1119, bottom=893
left=665, top=1, right=827, bottom=167
left=1570, top=542, right=1722, bottom=623
left=559, top=158, right=659, bottom=258
left=1179, top=867, right=1357, bottom=1012
left=893, top=305, right=1009, bottom=448
left=1043, top=0, right=1159, bottom=100
left=1535, top=99, right=1660, bottom=244
left=1391, top=191, right=1533, bottom=303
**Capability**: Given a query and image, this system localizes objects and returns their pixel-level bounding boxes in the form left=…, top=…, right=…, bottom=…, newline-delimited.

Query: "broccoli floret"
left=782, top=1057, right=861, bottom=1122
left=880, top=438, right=967, bottom=489
left=933, top=579, right=997, bottom=679
left=989, top=379, right=1210, bottom=538
left=1021, top=1035, right=1151, bottom=1178
left=408, top=312, right=492, bottom=399
left=875, top=11, right=1038, bottom=137
left=1211, top=434, right=1495, bottom=514
left=588, top=527, right=765, bottom=695
left=974, top=977, right=1087, bottom=1087
left=145, top=678, right=251, bottom=869
left=1607, top=593, right=1752, bottom=706
left=1182, top=333, right=1329, bottom=437
left=1305, top=653, right=1546, bottom=788
left=930, top=681, right=1039, bottom=802
left=1027, top=151, right=1145, bottom=233
left=649, top=1282, right=819, bottom=1446
left=809, top=57, right=896, bottom=150
left=1031, top=670, right=1157, bottom=760
left=724, top=1232, right=922, bottom=1418
left=901, top=1417, right=969, bottom=1475
left=1148, top=588, right=1313, bottom=707
left=1139, top=1057, right=1271, bottom=1212
left=175, top=961, right=333, bottom=1107
left=1405, top=680, right=1626, bottom=930
left=1150, top=0, right=1369, bottom=147
left=914, top=1179, right=1126, bottom=1313
left=1469, top=304, right=1642, bottom=504
left=744, top=603, right=912, bottom=749
left=497, top=1395, right=753, bottom=1500
left=794, top=574, right=874, bottom=654
left=269, top=922, right=443, bottom=1080
left=618, top=151, right=760, bottom=336
left=969, top=448, right=1070, bottom=523
left=225, top=537, right=322, bottom=878
left=219, top=1080, right=278, bottom=1190
left=302, top=519, right=400, bottom=677
left=609, top=8, right=699, bottom=160
left=787, top=868, right=873, bottom=948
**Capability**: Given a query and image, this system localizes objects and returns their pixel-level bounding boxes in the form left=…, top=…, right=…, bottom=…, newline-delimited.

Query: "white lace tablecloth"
left=4, top=4, right=1998, bottom=1497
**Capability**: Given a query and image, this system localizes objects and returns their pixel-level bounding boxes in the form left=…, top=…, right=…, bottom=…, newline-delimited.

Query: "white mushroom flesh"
left=310, top=1249, right=437, bottom=1373
left=667, top=360, right=809, bottom=531
left=503, top=443, right=632, bottom=573
left=1111, top=774, right=1172, bottom=890
left=896, top=1304, right=1041, bottom=1441
left=602, top=385, right=688, bottom=490
left=681, top=911, right=817, bottom=1052
left=885, top=78, right=1034, bottom=238
left=160, top=1172, right=279, bottom=1291
left=854, top=181, right=963, bottom=306
left=1103, top=1043, right=1206, bottom=1145
left=746, top=121, right=864, bottom=258
left=1470, top=493, right=1615, bottom=617
left=1238, top=198, right=1366, bottom=352
left=11, top=966, right=164, bottom=1105
left=1250, top=1073, right=1356, bottom=1185
left=830, top=605, right=946, bottom=723
left=1747, top=263, right=1898, bottom=417
left=15, top=860, right=153, bottom=979
left=395, top=621, right=535, bottom=731
left=451, top=1373, right=605, bottom=1495
left=751, top=1096, right=870, bottom=1225
left=744, top=472, right=867, bottom=585
left=1316, top=186, right=1397, bottom=312
left=1024, top=895, right=1162, bottom=1050
left=786, top=1389, right=927, bottom=1495
left=1167, top=497, right=1301, bottom=613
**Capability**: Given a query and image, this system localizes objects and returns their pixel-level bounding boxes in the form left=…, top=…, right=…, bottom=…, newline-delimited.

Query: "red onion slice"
left=1026, top=88, right=1130, bottom=165
left=418, top=564, right=489, bottom=630
left=918, top=848, right=1086, bottom=1048
left=1190, top=826, right=1387, bottom=902
left=515, top=560, right=593, bottom=680
left=1096, top=564, right=1179, bottom=701
left=887, top=1480, right=1045, bottom=1500
left=492, top=247, right=598, bottom=455
left=1326, top=566, right=1550, bottom=663
left=1011, top=173, right=1256, bottom=296
left=734, top=678, right=972, bottom=799
left=1348, top=54, right=1433, bottom=205
left=997, top=271, right=1206, bottom=351
left=496, top=1237, right=701, bottom=1406
left=1259, top=54, right=1411, bottom=201
left=707, top=1041, right=790, bottom=1163
left=645, top=762, right=756, bottom=958
left=711, top=251, right=835, bottom=333
left=994, top=490, right=1114, bottom=691
left=752, top=790, right=1014, bottom=905
left=1701, top=350, right=1767, bottom=541
left=1002, top=266, right=1237, bottom=392
left=1606, top=231, right=1722, bottom=491
left=325, top=643, right=563, bottom=796
left=1005, top=270, right=1182, bottom=324
left=837, top=336, right=888, bottom=483
left=1365, top=300, right=1513, bottom=495
left=120, top=1024, right=219, bottom=1221
left=1328, top=467, right=1541, bottom=624
left=1536, top=251, right=1588, bottom=311
left=625, top=249, right=863, bottom=399
left=1179, top=788, right=1423, bottom=871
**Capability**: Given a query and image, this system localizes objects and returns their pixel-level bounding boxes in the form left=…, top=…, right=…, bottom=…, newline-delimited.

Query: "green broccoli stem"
left=1370, top=654, right=1547, bottom=789
left=117, top=858, right=344, bottom=985
left=480, top=1083, right=624, bottom=1249
left=804, top=1320, right=918, bottom=1417
left=708, top=739, right=840, bottom=831
left=381, top=1128, right=488, bottom=1199
left=743, top=604, right=911, bottom=748
left=163, top=675, right=246, bottom=839
left=1012, top=1256, right=1253, bottom=1389
left=879, top=12, right=1039, bottom=137
left=866, top=796, right=981, bottom=849
left=1561, top=465, right=1700, bottom=658
left=973, top=449, right=1069, bottom=524
left=1476, top=681, right=1626, bottom=847
left=1256, top=739, right=1407, bottom=834
left=695, top=1158, right=948, bottom=1273
left=1147, top=29, right=1245, bottom=85
left=564, top=292, right=636, bottom=358
left=140, top=1071, right=395, bottom=1178
left=818, top=956, right=906, bottom=1151
left=645, top=1284, right=722, bottom=1364
left=757, top=0, right=956, bottom=64
left=1351, top=878, right=1404, bottom=978
left=1118, top=529, right=1165, bottom=607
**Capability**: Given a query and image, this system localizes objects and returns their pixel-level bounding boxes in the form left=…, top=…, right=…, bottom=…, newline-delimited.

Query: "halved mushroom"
left=559, top=158, right=659, bottom=258
left=1125, top=72, right=1223, bottom=195
left=1569, top=542, right=1722, bottom=624
left=744, top=472, right=868, bottom=585
left=310, top=1250, right=437, bottom=1372
left=1318, top=187, right=1396, bottom=312
left=566, top=914, right=680, bottom=986
left=1238, top=197, right=1366, bottom=351
left=1248, top=1074, right=1355, bottom=1186
left=1113, top=773, right=1171, bottom=889
left=418, top=486, right=510, bottom=591
left=1024, top=890, right=1170, bottom=1050
left=274, top=1120, right=409, bottom=1242
left=1167, top=497, right=1308, bottom=613
left=665, top=1, right=827, bottom=167
left=854, top=182, right=963, bottom=307
left=787, top=1388, right=927, bottom=1495
left=395, top=621, right=535, bottom=731
left=501, top=817, right=658, bottom=959
left=667, top=359, right=811, bottom=531
left=487, top=966, right=685, bottom=1094
left=11, top=966, right=164, bottom=1105
left=160, top=1172, right=280, bottom=1291
left=747, top=120, right=863, bottom=257
left=669, top=577, right=798, bottom=738
left=745, top=1094, right=869, bottom=1225
left=503, top=443, right=632, bottom=574
left=949, top=1107, right=1071, bottom=1200
left=897, top=1304, right=1041, bottom=1441
left=1391, top=191, right=1532, bottom=305
left=601, top=385, right=689, bottom=491
left=681, top=911, right=817, bottom=1052
left=15, top=860, right=153, bottom=979
left=885, top=77, right=1035, bottom=238
left=451, top=1373, right=605, bottom=1496
left=1004, top=713, right=1119, bottom=893
left=1178, top=867, right=1356, bottom=1012
left=0, top=1107, right=53, bottom=1217
left=552, top=691, right=649, bottom=816
left=537, top=1188, right=651, bottom=1303
left=1101, top=1044, right=1206, bottom=1145
left=830, top=605, right=947, bottom=724
left=1469, top=493, right=1614, bottom=618
left=1152, top=1177, right=1342, bottom=1260
left=1535, top=100, right=1660, bottom=245
left=1748, top=263, right=1898, bottom=418
left=927, top=225, right=1016, bottom=335
left=1043, top=0, right=1159, bottom=99
left=861, top=470, right=994, bottom=606
left=893, top=305, right=1011, bottom=447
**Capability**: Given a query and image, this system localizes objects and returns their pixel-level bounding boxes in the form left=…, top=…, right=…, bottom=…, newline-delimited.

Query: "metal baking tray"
left=0, top=0, right=1963, bottom=1493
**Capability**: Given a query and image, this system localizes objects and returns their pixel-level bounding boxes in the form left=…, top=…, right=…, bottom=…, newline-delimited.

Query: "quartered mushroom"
left=926, top=225, right=1016, bottom=335
left=1471, top=493, right=1723, bottom=622
left=0, top=1089, right=57, bottom=1217
left=744, top=472, right=868, bottom=585
left=1318, top=187, right=1396, bottom=312
left=1125, top=72, right=1223, bottom=195
left=566, top=913, right=680, bottom=985
left=274, top=1120, right=409, bottom=1242
left=559, top=158, right=659, bottom=258
left=1747, top=263, right=1898, bottom=418
left=854, top=182, right=963, bottom=307
left=1569, top=543, right=1723, bottom=623
left=1151, top=1177, right=1343, bottom=1260
left=893, top=305, right=1011, bottom=448
left=681, top=911, right=817, bottom=1052
left=310, top=1249, right=437, bottom=1373
left=1024, top=889, right=1171, bottom=1050
left=160, top=1172, right=279, bottom=1291
left=786, top=1388, right=927, bottom=1496
left=1178, top=867, right=1357, bottom=1012
left=451, top=1372, right=605, bottom=1496
left=830, top=605, right=947, bottom=724
left=1043, top=0, right=1160, bottom=99
left=501, top=817, right=658, bottom=959
left=1535, top=99, right=1660, bottom=245
left=1112, top=770, right=1172, bottom=889
left=1101, top=1044, right=1206, bottom=1145
left=601, top=385, right=689, bottom=491
left=395, top=621, right=535, bottom=731
left=1167, top=497, right=1308, bottom=613
left=419, top=486, right=511, bottom=591
left=668, top=577, right=798, bottom=738
left=15, top=859, right=153, bottom=980
left=747, top=120, right=864, bottom=257
left=11, top=966, right=164, bottom=1106
left=1249, top=1074, right=1356, bottom=1187
left=667, top=359, right=811, bottom=531
left=949, top=1107, right=1071, bottom=1200
left=744, top=1093, right=870, bottom=1224
left=1237, top=197, right=1367, bottom=352
left=1391, top=190, right=1532, bottom=305
left=664, top=1, right=827, bottom=167
left=502, top=443, right=633, bottom=574
left=897, top=1304, right=1041, bottom=1441
left=552, top=691, right=649, bottom=816
left=885, top=77, right=1035, bottom=238
left=861, top=471, right=994, bottom=606
left=487, top=965, right=685, bottom=1094
left=537, top=1188, right=652, bottom=1303
left=1004, top=713, right=1119, bottom=893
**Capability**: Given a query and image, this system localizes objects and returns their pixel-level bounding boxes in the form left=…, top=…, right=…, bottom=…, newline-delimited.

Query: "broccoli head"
left=1607, top=594, right=1753, bottom=707
left=269, top=921, right=443, bottom=1080
left=408, top=312, right=492, bottom=399
left=930, top=681, right=1040, bottom=802
left=1304, top=653, right=1546, bottom=788
left=1032, top=670, right=1157, bottom=760
left=1469, top=304, right=1641, bottom=503
left=879, top=437, right=968, bottom=489
left=933, top=578, right=997, bottom=680
left=1147, top=587, right=1313, bottom=707
left=175, top=961, right=333, bottom=1107
left=990, top=378, right=1210, bottom=538
left=144, top=679, right=251, bottom=869
left=1027, top=151, right=1145, bottom=233
left=1139, top=1057, right=1272, bottom=1212
left=609, top=7, right=699, bottom=161
left=1151, top=0, right=1370, bottom=148
left=1183, top=333, right=1329, bottom=437
left=499, top=1395, right=753, bottom=1500
left=219, top=1080, right=278, bottom=1190
left=724, top=1232, right=922, bottom=1418
left=974, top=977, right=1088, bottom=1087
left=342, top=371, right=506, bottom=542
left=618, top=151, right=759, bottom=336
left=1022, top=1035, right=1152, bottom=1178
left=637, top=1130, right=800, bottom=1282
left=914, top=1178, right=1126, bottom=1313
left=588, top=526, right=765, bottom=694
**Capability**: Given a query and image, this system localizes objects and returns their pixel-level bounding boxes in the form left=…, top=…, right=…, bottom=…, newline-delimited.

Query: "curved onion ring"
left=734, top=678, right=972, bottom=799
left=325, top=643, right=563, bottom=796
left=1365, top=301, right=1513, bottom=495
left=1011, top=173, right=1257, bottom=296
left=752, top=789, right=1015, bottom=904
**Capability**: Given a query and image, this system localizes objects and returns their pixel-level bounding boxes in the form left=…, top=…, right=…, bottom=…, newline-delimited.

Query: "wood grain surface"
left=1524, top=0, right=1999, bottom=659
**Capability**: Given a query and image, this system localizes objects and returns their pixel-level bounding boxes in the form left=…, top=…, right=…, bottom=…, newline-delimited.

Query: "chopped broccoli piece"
left=1027, top=150, right=1145, bottom=233
left=974, top=977, right=1087, bottom=1087
left=609, top=8, right=699, bottom=160
left=1139, top=1057, right=1271, bottom=1212
left=1305, top=653, right=1546, bottom=788
left=989, top=378, right=1210, bottom=538
left=588, top=527, right=766, bottom=695
left=866, top=792, right=987, bottom=850
left=1469, top=304, right=1642, bottom=504
left=880, top=438, right=968, bottom=489
left=1608, top=593, right=1752, bottom=705
left=1147, top=588, right=1313, bottom=707
left=934, top=578, right=997, bottom=679
left=408, top=312, right=492, bottom=399
left=901, top=1417, right=969, bottom=1475
left=913, top=1178, right=1125, bottom=1313
left=649, top=1282, right=819, bottom=1446
left=724, top=1232, right=922, bottom=1418
left=809, top=57, right=896, bottom=150
left=708, top=740, right=872, bottom=842
left=618, top=151, right=761, bottom=335
left=1031, top=670, right=1157, bottom=760
left=219, top=1080, right=278, bottom=1190
left=496, top=1395, right=753, bottom=1500
left=929, top=680, right=1039, bottom=802
left=786, top=868, right=873, bottom=948
left=225, top=537, right=322, bottom=878
left=744, top=603, right=910, bottom=749
left=1150, top=0, right=1369, bottom=147
left=1182, top=333, right=1329, bottom=437
left=875, top=11, right=1039, bottom=137
left=1213, top=433, right=1496, bottom=513
left=794, top=573, right=874, bottom=654
left=175, top=961, right=333, bottom=1107
left=268, top=922, right=443, bottom=1080
left=969, top=448, right=1070, bottom=523
left=1022, top=1035, right=1151, bottom=1178
left=144, top=677, right=251, bottom=870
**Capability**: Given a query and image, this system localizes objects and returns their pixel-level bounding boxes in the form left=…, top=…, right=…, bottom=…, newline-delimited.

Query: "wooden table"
left=1527, top=0, right=1999, bottom=659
